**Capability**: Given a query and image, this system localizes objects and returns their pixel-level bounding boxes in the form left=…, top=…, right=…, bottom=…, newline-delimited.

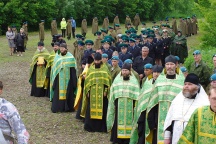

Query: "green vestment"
left=107, top=73, right=140, bottom=138
left=178, top=106, right=216, bottom=144
left=50, top=52, right=76, bottom=100
left=29, top=48, right=50, bottom=87
left=81, top=63, right=111, bottom=119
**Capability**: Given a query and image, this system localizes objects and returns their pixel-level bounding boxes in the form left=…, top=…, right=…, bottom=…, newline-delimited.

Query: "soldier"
left=102, top=16, right=109, bottom=30
left=94, top=32, right=102, bottom=50
left=102, top=53, right=112, bottom=71
left=189, top=50, right=211, bottom=89
left=162, top=29, right=172, bottom=66
left=101, top=39, right=113, bottom=59
left=110, top=56, right=121, bottom=82
left=187, top=17, right=192, bottom=36
left=141, top=22, right=147, bottom=30
left=191, top=15, right=198, bottom=35
left=92, top=17, right=98, bottom=35
left=81, top=40, right=95, bottom=67
left=115, top=24, right=122, bottom=35
left=81, top=18, right=87, bottom=37
left=113, top=14, right=120, bottom=29
left=51, top=18, right=58, bottom=36
left=101, top=28, right=108, bottom=39
left=172, top=17, right=177, bottom=34
left=133, top=13, right=141, bottom=30
left=22, top=21, right=28, bottom=50
left=180, top=66, right=188, bottom=77
left=108, top=26, right=117, bottom=44
left=144, top=34, right=156, bottom=63
left=172, top=30, right=187, bottom=64
left=212, top=54, right=216, bottom=74
left=128, top=38, right=141, bottom=61
left=76, top=41, right=85, bottom=76
left=39, top=20, right=45, bottom=42
left=125, top=15, right=132, bottom=29
left=66, top=19, right=72, bottom=40
left=72, top=34, right=84, bottom=56
left=141, top=63, right=153, bottom=86
left=119, top=43, right=132, bottom=62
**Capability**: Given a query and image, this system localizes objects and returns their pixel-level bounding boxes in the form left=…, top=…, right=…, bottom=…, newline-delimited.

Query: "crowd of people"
left=2, top=13, right=216, bottom=144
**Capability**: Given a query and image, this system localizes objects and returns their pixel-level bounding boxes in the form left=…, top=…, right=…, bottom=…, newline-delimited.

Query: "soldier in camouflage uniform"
left=110, top=56, right=121, bottom=82
left=189, top=50, right=211, bottom=89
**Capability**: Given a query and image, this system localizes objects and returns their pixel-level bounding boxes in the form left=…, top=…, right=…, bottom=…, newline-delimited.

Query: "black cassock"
left=30, top=64, right=47, bottom=97
left=51, top=67, right=77, bottom=113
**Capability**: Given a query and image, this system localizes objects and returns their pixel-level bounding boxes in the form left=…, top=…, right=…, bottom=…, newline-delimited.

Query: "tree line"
left=0, top=0, right=196, bottom=34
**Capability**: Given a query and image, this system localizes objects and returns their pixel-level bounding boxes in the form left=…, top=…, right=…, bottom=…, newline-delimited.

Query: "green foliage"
left=0, top=0, right=195, bottom=34
left=196, top=0, right=216, bottom=48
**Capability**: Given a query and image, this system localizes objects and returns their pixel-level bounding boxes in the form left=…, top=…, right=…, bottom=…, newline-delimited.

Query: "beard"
left=95, top=62, right=102, bottom=68
left=166, top=69, right=175, bottom=75
left=123, top=76, right=130, bottom=80
left=61, top=50, right=67, bottom=56
left=183, top=88, right=198, bottom=98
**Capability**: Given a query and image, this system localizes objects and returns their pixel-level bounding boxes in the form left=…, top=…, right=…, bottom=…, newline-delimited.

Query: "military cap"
left=60, top=43, right=67, bottom=49
left=210, top=74, right=216, bottom=81
left=94, top=52, right=102, bottom=60
left=147, top=34, right=155, bottom=38
left=23, top=21, right=28, bottom=24
left=53, top=18, right=56, bottom=20
left=187, top=16, right=191, bottom=19
left=129, top=38, right=136, bottom=43
left=142, top=22, right=146, bottom=25
left=144, top=63, right=153, bottom=69
left=85, top=40, right=94, bottom=45
left=95, top=31, right=101, bottom=36
left=124, top=59, right=133, bottom=64
left=165, top=55, right=176, bottom=64
left=125, top=30, right=131, bottom=34
left=103, top=39, right=111, bottom=45
left=76, top=34, right=83, bottom=39
left=104, top=36, right=114, bottom=42
left=119, top=43, right=128, bottom=48
left=78, top=41, right=85, bottom=46
left=102, top=53, right=108, bottom=58
left=41, top=20, right=45, bottom=22
left=122, top=38, right=129, bottom=42
left=129, top=28, right=137, bottom=34
left=180, top=67, right=187, bottom=73
left=152, top=65, right=163, bottom=73
left=117, top=34, right=122, bottom=38
left=146, top=28, right=151, bottom=31
left=108, top=26, right=114, bottom=29
left=121, top=35, right=129, bottom=39
left=148, top=30, right=155, bottom=34
left=129, top=33, right=137, bottom=39
left=193, top=50, right=201, bottom=55
left=175, top=56, right=180, bottom=61
left=100, top=28, right=108, bottom=33
left=38, top=41, right=44, bottom=46
left=115, top=24, right=120, bottom=27
left=111, top=56, right=119, bottom=61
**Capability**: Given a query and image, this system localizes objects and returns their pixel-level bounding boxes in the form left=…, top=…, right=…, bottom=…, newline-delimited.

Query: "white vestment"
left=163, top=86, right=210, bottom=144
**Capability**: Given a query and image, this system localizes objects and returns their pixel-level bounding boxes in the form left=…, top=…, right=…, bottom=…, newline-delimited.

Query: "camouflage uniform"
left=189, top=60, right=211, bottom=89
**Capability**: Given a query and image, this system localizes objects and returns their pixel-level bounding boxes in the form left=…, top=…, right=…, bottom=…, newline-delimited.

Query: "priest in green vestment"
left=107, top=63, right=140, bottom=143
left=46, top=42, right=60, bottom=97
left=29, top=42, right=50, bottom=97
left=50, top=43, right=77, bottom=113
left=130, top=55, right=185, bottom=144
left=178, top=87, right=216, bottom=144
left=81, top=52, right=111, bottom=132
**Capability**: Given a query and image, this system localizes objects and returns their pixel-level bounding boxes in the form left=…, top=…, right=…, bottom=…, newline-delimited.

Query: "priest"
left=81, top=52, right=111, bottom=132
left=107, top=63, right=140, bottom=143
left=29, top=42, right=50, bottom=97
left=164, top=73, right=209, bottom=143
left=50, top=43, right=77, bottom=113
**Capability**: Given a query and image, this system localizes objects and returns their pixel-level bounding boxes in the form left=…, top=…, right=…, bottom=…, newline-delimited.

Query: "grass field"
left=0, top=24, right=201, bottom=144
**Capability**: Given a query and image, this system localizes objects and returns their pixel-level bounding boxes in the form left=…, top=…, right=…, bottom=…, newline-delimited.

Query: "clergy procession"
left=2, top=13, right=216, bottom=144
